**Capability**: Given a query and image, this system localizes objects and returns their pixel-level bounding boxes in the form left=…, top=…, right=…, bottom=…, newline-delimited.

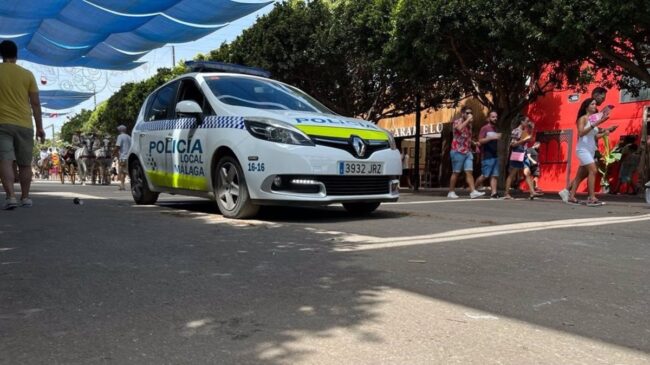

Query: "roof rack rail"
left=184, top=61, right=271, bottom=78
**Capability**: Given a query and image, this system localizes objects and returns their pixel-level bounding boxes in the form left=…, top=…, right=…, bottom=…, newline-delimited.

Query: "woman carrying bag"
left=504, top=116, right=542, bottom=200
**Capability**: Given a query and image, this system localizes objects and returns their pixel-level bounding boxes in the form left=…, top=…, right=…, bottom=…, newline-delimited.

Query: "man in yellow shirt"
left=0, top=40, right=45, bottom=210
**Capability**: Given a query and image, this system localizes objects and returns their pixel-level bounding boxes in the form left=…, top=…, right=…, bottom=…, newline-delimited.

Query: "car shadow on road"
left=155, top=199, right=407, bottom=222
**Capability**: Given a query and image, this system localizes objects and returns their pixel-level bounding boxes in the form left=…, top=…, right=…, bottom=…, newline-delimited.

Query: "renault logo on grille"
left=351, top=136, right=367, bottom=157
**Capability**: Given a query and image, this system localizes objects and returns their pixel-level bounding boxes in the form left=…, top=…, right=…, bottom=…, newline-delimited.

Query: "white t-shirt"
left=116, top=133, right=132, bottom=161
left=402, top=153, right=410, bottom=169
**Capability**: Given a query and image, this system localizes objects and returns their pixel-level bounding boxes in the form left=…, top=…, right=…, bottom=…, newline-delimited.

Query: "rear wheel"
left=129, top=159, right=159, bottom=205
left=343, top=202, right=381, bottom=216
left=215, top=156, right=259, bottom=219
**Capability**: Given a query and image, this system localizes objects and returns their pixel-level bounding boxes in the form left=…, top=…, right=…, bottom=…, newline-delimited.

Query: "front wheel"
left=215, top=156, right=259, bottom=219
left=645, top=181, right=650, bottom=204
left=343, top=202, right=381, bottom=216
left=129, top=159, right=159, bottom=205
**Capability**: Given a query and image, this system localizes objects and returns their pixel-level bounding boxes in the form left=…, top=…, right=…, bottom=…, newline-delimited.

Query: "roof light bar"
left=184, top=61, right=271, bottom=78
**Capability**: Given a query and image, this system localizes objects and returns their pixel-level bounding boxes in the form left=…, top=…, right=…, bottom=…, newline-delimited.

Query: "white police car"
left=128, top=61, right=400, bottom=218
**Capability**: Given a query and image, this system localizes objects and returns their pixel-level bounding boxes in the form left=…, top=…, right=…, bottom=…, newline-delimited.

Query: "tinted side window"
left=145, top=82, right=178, bottom=121
left=141, top=94, right=155, bottom=121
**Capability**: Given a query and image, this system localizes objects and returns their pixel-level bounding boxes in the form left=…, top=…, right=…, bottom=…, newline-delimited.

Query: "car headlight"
left=245, top=117, right=314, bottom=146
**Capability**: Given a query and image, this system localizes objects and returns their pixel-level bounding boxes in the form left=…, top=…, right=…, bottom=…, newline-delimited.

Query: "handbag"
left=510, top=151, right=525, bottom=162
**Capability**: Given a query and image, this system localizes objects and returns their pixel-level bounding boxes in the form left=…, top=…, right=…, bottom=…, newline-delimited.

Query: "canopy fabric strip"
left=0, top=0, right=273, bottom=70
left=40, top=89, right=95, bottom=110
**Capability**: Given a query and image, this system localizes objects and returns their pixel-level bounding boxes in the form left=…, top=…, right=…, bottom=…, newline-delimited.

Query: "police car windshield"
left=205, top=76, right=334, bottom=114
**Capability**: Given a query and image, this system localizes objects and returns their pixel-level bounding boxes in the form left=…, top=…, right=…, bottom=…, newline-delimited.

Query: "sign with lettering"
left=387, top=123, right=446, bottom=138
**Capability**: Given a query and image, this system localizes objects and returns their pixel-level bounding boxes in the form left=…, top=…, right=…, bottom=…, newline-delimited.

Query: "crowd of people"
left=446, top=107, right=545, bottom=200
left=400, top=86, right=643, bottom=206
left=33, top=127, right=131, bottom=190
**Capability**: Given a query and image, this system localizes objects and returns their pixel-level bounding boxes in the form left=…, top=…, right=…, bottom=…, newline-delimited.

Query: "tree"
left=390, top=0, right=585, bottom=129
left=389, top=0, right=593, bottom=187
left=208, top=1, right=344, bottom=111
left=543, top=0, right=650, bottom=93
left=99, top=66, right=184, bottom=134
left=60, top=109, right=92, bottom=142
left=61, top=66, right=184, bottom=139
left=206, top=0, right=401, bottom=121
left=327, top=0, right=400, bottom=121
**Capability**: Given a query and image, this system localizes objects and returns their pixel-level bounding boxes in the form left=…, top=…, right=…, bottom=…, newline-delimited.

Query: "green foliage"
left=208, top=1, right=343, bottom=111
left=61, top=66, right=185, bottom=138
left=390, top=0, right=587, bottom=129
left=60, top=109, right=92, bottom=142
left=84, top=101, right=108, bottom=133
left=542, top=0, right=650, bottom=92
left=597, top=135, right=622, bottom=189
left=207, top=0, right=399, bottom=121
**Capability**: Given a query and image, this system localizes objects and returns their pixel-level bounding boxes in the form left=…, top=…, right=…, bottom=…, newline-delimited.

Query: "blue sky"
left=17, top=2, right=278, bottom=139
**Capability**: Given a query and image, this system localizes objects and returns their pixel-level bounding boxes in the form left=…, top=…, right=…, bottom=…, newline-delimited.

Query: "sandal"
left=503, top=195, right=514, bottom=200
left=586, top=199, right=605, bottom=207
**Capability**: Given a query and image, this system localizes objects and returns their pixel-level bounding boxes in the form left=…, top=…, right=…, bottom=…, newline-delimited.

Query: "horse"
left=93, top=137, right=113, bottom=185
left=59, top=147, right=77, bottom=184
left=74, top=136, right=96, bottom=185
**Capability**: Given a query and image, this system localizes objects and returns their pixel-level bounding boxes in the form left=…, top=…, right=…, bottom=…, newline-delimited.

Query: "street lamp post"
left=43, top=123, right=56, bottom=145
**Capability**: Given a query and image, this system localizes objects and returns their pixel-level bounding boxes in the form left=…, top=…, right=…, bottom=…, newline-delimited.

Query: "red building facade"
left=526, top=86, right=650, bottom=192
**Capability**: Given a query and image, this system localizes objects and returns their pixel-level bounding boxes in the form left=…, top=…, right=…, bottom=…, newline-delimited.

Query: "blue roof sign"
left=185, top=60, right=271, bottom=78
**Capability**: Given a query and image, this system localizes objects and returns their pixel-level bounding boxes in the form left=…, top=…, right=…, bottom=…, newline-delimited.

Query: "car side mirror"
left=176, top=100, right=203, bottom=125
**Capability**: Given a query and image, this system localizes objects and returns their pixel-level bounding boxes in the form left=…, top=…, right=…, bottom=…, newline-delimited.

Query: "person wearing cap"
left=72, top=130, right=82, bottom=147
left=0, top=40, right=45, bottom=209
left=114, top=125, right=131, bottom=191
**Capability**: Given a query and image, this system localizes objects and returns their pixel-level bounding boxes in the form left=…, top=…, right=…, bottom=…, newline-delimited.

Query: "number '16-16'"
left=248, top=162, right=265, bottom=172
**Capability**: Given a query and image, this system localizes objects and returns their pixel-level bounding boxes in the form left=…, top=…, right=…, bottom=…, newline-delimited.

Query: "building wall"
left=526, top=86, right=650, bottom=192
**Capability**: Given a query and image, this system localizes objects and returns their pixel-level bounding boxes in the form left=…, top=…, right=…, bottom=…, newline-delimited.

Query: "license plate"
left=338, top=161, right=383, bottom=175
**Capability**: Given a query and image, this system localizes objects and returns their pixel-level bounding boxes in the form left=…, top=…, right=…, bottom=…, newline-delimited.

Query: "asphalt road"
left=1, top=181, right=649, bottom=364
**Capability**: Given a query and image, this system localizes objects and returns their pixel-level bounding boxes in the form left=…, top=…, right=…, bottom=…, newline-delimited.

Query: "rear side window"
left=177, top=79, right=214, bottom=115
left=145, top=82, right=178, bottom=121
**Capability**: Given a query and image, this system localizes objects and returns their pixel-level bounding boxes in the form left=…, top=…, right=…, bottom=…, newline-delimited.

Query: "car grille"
left=310, top=136, right=390, bottom=159
left=280, top=175, right=391, bottom=196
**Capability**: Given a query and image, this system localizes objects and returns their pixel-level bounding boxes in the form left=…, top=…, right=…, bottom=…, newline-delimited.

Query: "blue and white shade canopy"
left=0, top=0, right=273, bottom=70
left=40, top=89, right=96, bottom=110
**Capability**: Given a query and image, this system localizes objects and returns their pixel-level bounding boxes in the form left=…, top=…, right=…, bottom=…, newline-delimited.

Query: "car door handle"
left=165, top=136, right=173, bottom=141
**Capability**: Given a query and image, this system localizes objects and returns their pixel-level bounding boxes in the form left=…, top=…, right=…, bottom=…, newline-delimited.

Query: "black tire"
left=215, top=156, right=259, bottom=219
left=129, top=159, right=159, bottom=205
left=343, top=202, right=381, bottom=216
